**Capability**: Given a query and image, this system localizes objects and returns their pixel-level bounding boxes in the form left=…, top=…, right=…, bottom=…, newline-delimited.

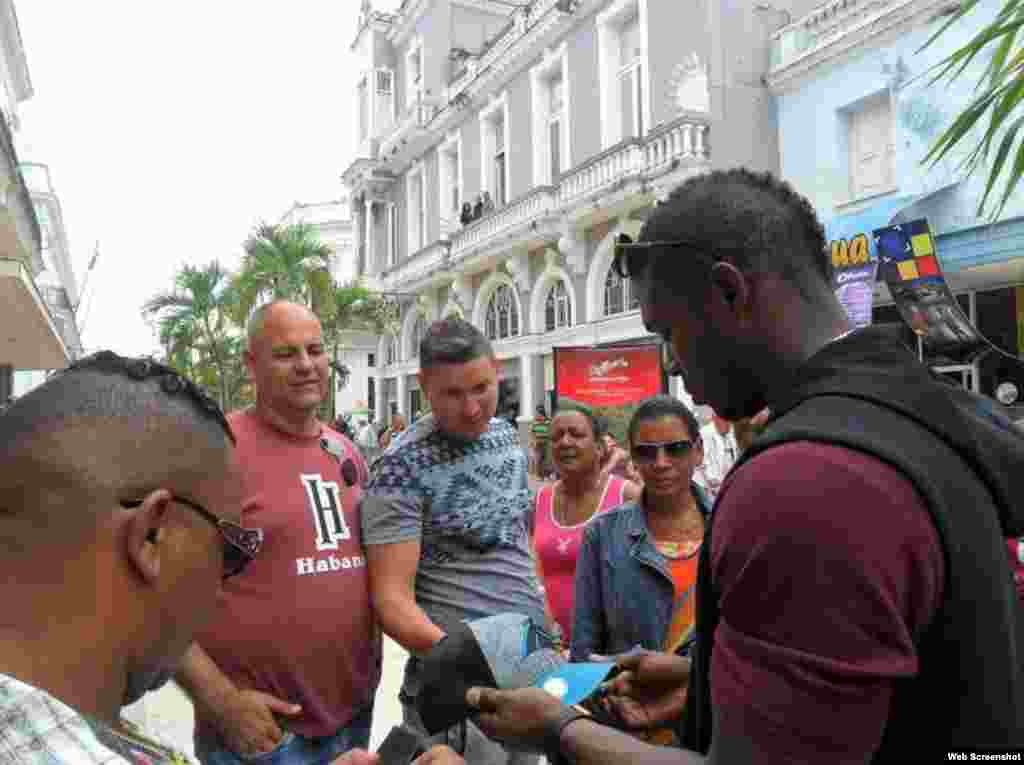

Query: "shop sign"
left=554, top=345, right=664, bottom=442
left=873, top=218, right=987, bottom=363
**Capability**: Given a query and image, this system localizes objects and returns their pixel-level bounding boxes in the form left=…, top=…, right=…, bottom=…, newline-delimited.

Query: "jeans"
left=195, top=703, right=373, bottom=765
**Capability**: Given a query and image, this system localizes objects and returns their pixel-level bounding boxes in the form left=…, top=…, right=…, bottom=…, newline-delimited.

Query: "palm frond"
left=921, top=0, right=1024, bottom=219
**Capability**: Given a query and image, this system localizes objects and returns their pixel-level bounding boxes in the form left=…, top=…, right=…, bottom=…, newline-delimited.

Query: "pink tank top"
left=533, top=476, right=627, bottom=644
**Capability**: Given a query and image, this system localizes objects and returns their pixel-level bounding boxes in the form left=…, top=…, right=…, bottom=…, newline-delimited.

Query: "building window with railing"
left=618, top=13, right=644, bottom=139
left=531, top=45, right=571, bottom=186
left=597, top=0, right=649, bottom=148
left=438, top=133, right=461, bottom=234
left=604, top=266, right=639, bottom=316
left=480, top=94, right=509, bottom=210
left=544, top=280, right=572, bottom=332
left=375, top=69, right=395, bottom=133
left=485, top=283, right=520, bottom=341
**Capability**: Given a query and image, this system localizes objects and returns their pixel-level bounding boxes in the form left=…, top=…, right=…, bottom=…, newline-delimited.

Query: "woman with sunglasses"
left=533, top=402, right=641, bottom=649
left=570, top=395, right=712, bottom=674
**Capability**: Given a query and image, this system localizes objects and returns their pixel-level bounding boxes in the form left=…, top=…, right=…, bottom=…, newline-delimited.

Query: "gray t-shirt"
left=360, top=414, right=546, bottom=634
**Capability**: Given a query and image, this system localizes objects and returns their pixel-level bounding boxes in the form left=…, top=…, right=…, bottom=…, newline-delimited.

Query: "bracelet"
left=544, top=704, right=591, bottom=765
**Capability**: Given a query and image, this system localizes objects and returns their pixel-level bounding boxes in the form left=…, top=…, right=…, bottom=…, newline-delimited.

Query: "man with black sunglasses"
left=0, top=351, right=267, bottom=764
left=437, top=169, right=1024, bottom=763
left=177, top=301, right=380, bottom=765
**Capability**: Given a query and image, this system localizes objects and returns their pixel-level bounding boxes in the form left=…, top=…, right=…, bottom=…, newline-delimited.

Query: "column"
left=396, top=373, right=408, bottom=418
left=518, top=351, right=536, bottom=424
left=374, top=373, right=386, bottom=425
left=386, top=202, right=396, bottom=268
left=364, top=198, right=375, bottom=276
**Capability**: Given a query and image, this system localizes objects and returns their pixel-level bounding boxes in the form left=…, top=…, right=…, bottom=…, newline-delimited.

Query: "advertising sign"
left=824, top=197, right=914, bottom=328
left=554, top=345, right=664, bottom=442
left=873, top=218, right=988, bottom=362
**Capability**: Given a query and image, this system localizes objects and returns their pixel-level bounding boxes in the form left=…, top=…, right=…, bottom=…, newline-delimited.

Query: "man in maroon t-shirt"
left=175, top=301, right=380, bottom=765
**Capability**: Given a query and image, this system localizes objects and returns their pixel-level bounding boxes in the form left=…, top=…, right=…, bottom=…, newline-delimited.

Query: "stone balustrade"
left=383, top=114, right=709, bottom=289
left=448, top=186, right=558, bottom=264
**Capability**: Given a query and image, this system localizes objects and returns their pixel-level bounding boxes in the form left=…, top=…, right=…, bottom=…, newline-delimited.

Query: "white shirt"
left=696, top=422, right=739, bottom=497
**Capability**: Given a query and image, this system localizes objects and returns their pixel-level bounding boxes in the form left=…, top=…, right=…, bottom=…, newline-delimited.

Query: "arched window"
left=410, top=315, right=427, bottom=358
left=485, top=283, right=520, bottom=341
left=544, top=281, right=572, bottom=332
left=603, top=267, right=639, bottom=316
left=385, top=335, right=398, bottom=365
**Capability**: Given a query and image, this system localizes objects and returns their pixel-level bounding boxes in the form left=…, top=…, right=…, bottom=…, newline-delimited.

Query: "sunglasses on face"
left=612, top=234, right=722, bottom=280
left=121, top=496, right=263, bottom=580
left=632, top=439, right=698, bottom=463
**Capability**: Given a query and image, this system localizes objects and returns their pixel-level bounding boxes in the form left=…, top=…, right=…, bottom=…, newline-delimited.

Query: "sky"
left=16, top=1, right=401, bottom=358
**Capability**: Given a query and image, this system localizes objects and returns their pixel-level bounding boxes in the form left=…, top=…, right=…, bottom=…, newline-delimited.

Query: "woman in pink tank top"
left=533, top=404, right=641, bottom=646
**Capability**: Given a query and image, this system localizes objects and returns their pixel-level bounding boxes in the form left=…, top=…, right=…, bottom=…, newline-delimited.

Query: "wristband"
left=544, top=704, right=590, bottom=765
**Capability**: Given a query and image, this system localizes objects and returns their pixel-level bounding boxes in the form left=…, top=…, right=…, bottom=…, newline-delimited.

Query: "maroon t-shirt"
left=193, top=410, right=380, bottom=740
left=710, top=441, right=945, bottom=761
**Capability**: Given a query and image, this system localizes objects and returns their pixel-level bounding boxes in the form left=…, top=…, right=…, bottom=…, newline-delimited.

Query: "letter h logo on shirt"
left=300, top=473, right=351, bottom=551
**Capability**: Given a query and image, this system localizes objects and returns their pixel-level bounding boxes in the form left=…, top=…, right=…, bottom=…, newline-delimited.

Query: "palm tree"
left=232, top=222, right=335, bottom=323
left=320, top=280, right=392, bottom=418
left=142, top=261, right=239, bottom=409
left=921, top=0, right=1024, bottom=217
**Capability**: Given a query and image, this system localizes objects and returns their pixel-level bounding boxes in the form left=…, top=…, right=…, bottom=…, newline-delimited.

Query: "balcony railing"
left=0, top=110, right=42, bottom=274
left=449, top=185, right=558, bottom=264
left=379, top=97, right=439, bottom=157
left=382, top=115, right=709, bottom=288
left=560, top=117, right=709, bottom=206
left=380, top=239, right=449, bottom=290
left=444, top=0, right=566, bottom=114
left=768, top=0, right=931, bottom=75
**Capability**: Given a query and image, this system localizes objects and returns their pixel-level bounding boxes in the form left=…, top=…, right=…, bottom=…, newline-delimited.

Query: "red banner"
left=555, top=346, right=663, bottom=407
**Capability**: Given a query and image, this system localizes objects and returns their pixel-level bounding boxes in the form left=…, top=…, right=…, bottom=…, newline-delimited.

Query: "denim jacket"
left=569, top=484, right=712, bottom=662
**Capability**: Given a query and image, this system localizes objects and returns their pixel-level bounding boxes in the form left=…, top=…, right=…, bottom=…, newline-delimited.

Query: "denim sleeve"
left=570, top=521, right=607, bottom=662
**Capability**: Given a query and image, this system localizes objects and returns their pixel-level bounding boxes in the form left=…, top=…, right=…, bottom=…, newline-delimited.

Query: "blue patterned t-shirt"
left=360, top=415, right=545, bottom=634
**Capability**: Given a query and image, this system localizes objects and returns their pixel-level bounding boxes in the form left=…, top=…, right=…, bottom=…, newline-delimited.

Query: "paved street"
left=124, top=637, right=409, bottom=758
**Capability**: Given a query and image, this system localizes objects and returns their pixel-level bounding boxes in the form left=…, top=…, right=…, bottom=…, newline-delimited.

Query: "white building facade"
left=343, top=0, right=785, bottom=436
left=0, top=0, right=68, bottom=403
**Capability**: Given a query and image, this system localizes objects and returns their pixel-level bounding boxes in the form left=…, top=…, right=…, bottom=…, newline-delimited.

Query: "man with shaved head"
left=176, top=300, right=380, bottom=765
left=0, top=351, right=263, bottom=764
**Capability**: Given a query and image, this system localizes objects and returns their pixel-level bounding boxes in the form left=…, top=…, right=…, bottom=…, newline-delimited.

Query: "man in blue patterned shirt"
left=361, top=318, right=546, bottom=765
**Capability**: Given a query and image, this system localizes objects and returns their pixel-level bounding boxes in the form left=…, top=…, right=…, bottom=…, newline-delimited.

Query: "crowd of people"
left=2, top=169, right=1023, bottom=765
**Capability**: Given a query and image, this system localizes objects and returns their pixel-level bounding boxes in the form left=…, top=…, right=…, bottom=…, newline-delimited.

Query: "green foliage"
left=921, top=0, right=1024, bottom=217
left=142, top=224, right=380, bottom=417
left=232, top=222, right=334, bottom=322
left=141, top=261, right=239, bottom=409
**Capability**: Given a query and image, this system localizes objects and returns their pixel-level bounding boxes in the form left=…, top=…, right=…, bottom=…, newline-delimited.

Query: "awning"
left=0, top=256, right=69, bottom=370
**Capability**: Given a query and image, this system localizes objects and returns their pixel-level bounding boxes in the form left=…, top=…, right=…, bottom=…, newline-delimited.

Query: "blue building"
left=769, top=0, right=1024, bottom=403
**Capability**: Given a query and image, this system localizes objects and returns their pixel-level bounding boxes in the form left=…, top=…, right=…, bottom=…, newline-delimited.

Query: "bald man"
left=176, top=301, right=380, bottom=765
left=0, top=351, right=262, bottom=764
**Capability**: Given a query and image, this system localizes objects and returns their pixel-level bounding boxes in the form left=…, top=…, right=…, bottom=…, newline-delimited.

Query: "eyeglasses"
left=632, top=439, right=698, bottom=463
left=121, top=495, right=263, bottom=580
left=612, top=233, right=721, bottom=280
